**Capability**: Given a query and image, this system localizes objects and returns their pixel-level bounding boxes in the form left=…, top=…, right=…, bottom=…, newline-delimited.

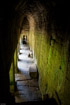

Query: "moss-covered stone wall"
left=27, top=2, right=70, bottom=104
left=9, top=49, right=18, bottom=94
left=7, top=1, right=70, bottom=104
left=0, top=0, right=70, bottom=104
left=28, top=25, right=70, bottom=105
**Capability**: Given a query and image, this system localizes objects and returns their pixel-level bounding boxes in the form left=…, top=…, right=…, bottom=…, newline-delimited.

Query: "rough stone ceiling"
left=1, top=0, right=69, bottom=35
left=15, top=0, right=45, bottom=16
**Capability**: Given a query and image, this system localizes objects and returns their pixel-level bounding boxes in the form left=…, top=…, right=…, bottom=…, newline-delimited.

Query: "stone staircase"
left=15, top=44, right=42, bottom=103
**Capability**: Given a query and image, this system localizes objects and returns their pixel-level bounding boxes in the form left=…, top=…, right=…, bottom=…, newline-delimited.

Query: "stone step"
left=29, top=64, right=38, bottom=79
left=16, top=80, right=38, bottom=87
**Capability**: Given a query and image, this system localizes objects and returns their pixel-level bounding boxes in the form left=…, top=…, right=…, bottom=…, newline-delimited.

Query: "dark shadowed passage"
left=0, top=0, right=70, bottom=105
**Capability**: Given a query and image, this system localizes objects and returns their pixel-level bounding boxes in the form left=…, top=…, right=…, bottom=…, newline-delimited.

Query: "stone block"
left=29, top=64, right=38, bottom=79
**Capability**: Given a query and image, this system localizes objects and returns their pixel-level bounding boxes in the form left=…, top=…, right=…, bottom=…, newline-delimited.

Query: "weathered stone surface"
left=29, top=64, right=38, bottom=79
left=15, top=44, right=42, bottom=103
left=0, top=0, right=70, bottom=104
left=15, top=73, right=30, bottom=81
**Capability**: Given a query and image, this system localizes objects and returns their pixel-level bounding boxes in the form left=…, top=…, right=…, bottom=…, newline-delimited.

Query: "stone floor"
left=15, top=44, right=42, bottom=103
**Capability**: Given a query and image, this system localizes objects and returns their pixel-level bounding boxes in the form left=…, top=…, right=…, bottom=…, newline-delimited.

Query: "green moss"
left=10, top=85, right=14, bottom=93
left=9, top=62, right=14, bottom=85
left=28, top=29, right=68, bottom=104
left=14, top=49, right=17, bottom=73
left=9, top=62, right=14, bottom=93
left=9, top=49, right=17, bottom=93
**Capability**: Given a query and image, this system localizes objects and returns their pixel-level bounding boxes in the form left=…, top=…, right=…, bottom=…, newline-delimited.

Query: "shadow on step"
left=8, top=98, right=58, bottom=105
left=15, top=98, right=58, bottom=105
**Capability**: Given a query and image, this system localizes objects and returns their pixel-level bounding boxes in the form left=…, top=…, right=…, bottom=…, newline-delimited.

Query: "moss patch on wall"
left=14, top=49, right=18, bottom=73
left=28, top=28, right=68, bottom=104
left=9, top=62, right=14, bottom=93
left=9, top=49, right=18, bottom=93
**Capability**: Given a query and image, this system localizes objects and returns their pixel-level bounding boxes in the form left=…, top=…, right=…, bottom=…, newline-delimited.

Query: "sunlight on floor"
left=15, top=44, right=41, bottom=103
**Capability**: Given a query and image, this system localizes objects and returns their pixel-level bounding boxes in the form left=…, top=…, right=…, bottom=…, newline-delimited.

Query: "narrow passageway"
left=15, top=43, right=42, bottom=103
left=0, top=1, right=70, bottom=105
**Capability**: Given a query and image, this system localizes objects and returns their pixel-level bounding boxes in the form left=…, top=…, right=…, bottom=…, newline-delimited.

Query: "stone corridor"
left=0, top=1, right=70, bottom=105
left=15, top=44, right=42, bottom=103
